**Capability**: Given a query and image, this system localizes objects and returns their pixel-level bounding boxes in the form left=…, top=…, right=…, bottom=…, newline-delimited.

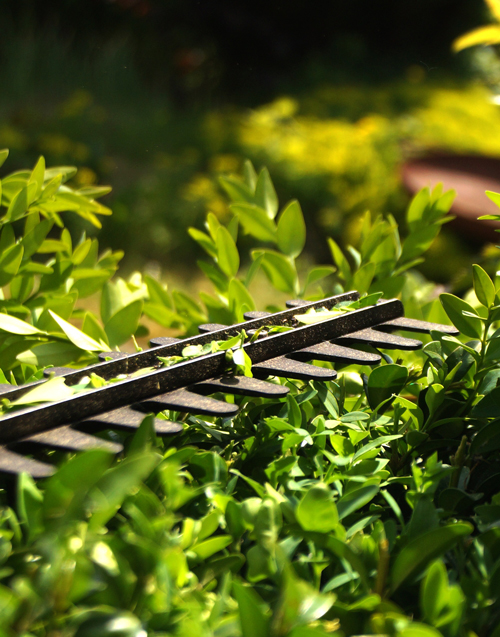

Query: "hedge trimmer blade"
left=0, top=292, right=458, bottom=477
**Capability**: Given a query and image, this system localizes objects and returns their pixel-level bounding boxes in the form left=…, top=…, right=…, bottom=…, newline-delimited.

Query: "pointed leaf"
left=440, top=293, right=483, bottom=339
left=327, top=237, right=351, bottom=282
left=188, top=227, right=217, bottom=258
left=219, top=175, right=254, bottom=204
left=256, top=250, right=298, bottom=294
left=48, top=310, right=106, bottom=351
left=453, top=24, right=500, bottom=52
left=231, top=203, right=277, bottom=242
left=233, top=580, right=270, bottom=637
left=216, top=226, right=240, bottom=277
left=0, top=244, right=24, bottom=286
left=390, top=523, right=473, bottom=592
left=473, top=264, right=495, bottom=308
left=0, top=149, right=9, bottom=169
left=29, top=156, right=45, bottom=200
left=255, top=167, right=278, bottom=219
left=104, top=300, right=143, bottom=348
left=367, top=364, right=408, bottom=409
left=0, top=313, right=43, bottom=335
left=243, top=160, right=258, bottom=191
left=296, top=483, right=339, bottom=533
left=277, top=200, right=306, bottom=258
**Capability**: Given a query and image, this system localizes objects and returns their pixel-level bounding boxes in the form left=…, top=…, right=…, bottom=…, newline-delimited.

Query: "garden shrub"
left=0, top=151, right=167, bottom=384
left=2, top=159, right=500, bottom=636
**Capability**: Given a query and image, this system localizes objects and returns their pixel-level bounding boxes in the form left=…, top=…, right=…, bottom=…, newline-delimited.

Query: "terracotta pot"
left=402, top=154, right=500, bottom=242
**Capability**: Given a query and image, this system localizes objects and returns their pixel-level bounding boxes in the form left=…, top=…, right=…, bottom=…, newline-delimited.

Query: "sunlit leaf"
left=48, top=310, right=107, bottom=351
left=453, top=24, right=500, bottom=52
left=277, top=200, right=306, bottom=258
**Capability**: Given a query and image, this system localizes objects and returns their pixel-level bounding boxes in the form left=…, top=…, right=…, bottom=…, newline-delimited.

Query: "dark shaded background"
left=1, top=0, right=483, bottom=105
left=0, top=0, right=491, bottom=288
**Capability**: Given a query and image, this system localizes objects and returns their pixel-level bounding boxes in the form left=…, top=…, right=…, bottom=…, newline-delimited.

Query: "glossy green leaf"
left=0, top=313, right=43, bottom=335
left=277, top=200, right=306, bottom=258
left=17, top=341, right=83, bottom=367
left=401, top=225, right=440, bottom=263
left=82, top=312, right=109, bottom=347
left=48, top=310, right=106, bottom=351
left=21, top=218, right=53, bottom=259
left=352, top=261, right=375, bottom=294
left=303, top=266, right=336, bottom=294
left=352, top=434, right=402, bottom=462
left=336, top=485, right=379, bottom=519
left=231, top=203, right=277, bottom=242
left=104, top=299, right=143, bottom=348
left=0, top=244, right=24, bottom=286
left=228, top=278, right=255, bottom=319
left=43, top=449, right=114, bottom=525
left=190, top=451, right=228, bottom=484
left=255, top=250, right=298, bottom=294
left=421, top=559, right=448, bottom=622
left=71, top=268, right=112, bottom=298
left=89, top=452, right=160, bottom=530
left=327, top=237, right=351, bottom=282
left=255, top=498, right=281, bottom=550
left=74, top=611, right=145, bottom=637
left=219, top=175, right=254, bottom=204
left=17, top=473, right=43, bottom=541
left=272, top=567, right=334, bottom=634
left=216, top=226, right=240, bottom=277
left=296, top=483, right=339, bottom=533
left=453, top=25, right=500, bottom=52
left=188, top=227, right=217, bottom=258
left=0, top=149, right=9, bottom=169
left=366, top=364, right=408, bottom=409
left=255, top=167, right=278, bottom=219
left=473, top=264, right=495, bottom=308
left=390, top=523, right=473, bottom=592
left=128, top=414, right=157, bottom=455
left=5, top=184, right=35, bottom=222
left=407, top=186, right=430, bottom=230
left=0, top=225, right=15, bottom=253
left=471, top=386, right=500, bottom=418
left=243, top=159, right=258, bottom=190
left=440, top=293, right=482, bottom=339
left=191, top=535, right=232, bottom=560
left=29, top=156, right=45, bottom=200
left=470, top=418, right=500, bottom=454
left=398, top=624, right=443, bottom=637
left=233, top=580, right=270, bottom=637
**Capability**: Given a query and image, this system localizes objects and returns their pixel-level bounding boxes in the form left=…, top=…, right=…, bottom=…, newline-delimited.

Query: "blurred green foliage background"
left=0, top=0, right=497, bottom=285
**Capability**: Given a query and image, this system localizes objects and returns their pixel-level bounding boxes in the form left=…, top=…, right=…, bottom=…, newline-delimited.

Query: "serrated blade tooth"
left=291, top=342, right=381, bottom=365
left=138, top=389, right=239, bottom=417
left=252, top=356, right=337, bottom=381
left=0, top=447, right=55, bottom=478
left=377, top=317, right=459, bottom=335
left=336, top=328, right=422, bottom=350
left=198, top=324, right=228, bottom=333
left=79, top=406, right=183, bottom=436
left=192, top=376, right=289, bottom=398
left=16, top=426, right=122, bottom=454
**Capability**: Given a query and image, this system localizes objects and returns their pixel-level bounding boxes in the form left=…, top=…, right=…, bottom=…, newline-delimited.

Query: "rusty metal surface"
left=0, top=293, right=459, bottom=477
